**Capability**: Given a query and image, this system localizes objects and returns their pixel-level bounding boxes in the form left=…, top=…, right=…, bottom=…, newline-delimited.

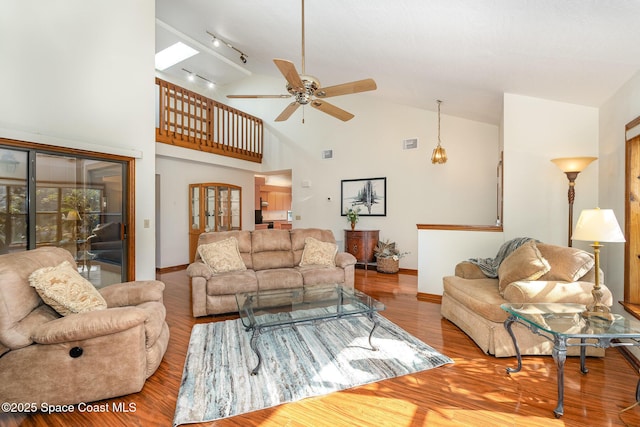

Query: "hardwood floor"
left=3, top=269, right=640, bottom=426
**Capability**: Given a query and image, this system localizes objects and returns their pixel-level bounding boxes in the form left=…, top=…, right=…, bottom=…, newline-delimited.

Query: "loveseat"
left=0, top=247, right=170, bottom=406
left=187, top=228, right=357, bottom=317
left=441, top=240, right=612, bottom=357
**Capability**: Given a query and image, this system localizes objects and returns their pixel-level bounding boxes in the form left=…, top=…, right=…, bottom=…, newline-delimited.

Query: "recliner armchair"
left=0, top=247, right=170, bottom=406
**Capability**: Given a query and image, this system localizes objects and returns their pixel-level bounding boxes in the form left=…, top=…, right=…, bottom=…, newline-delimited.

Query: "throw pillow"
left=198, top=237, right=247, bottom=273
left=299, top=237, right=338, bottom=267
left=28, top=261, right=107, bottom=316
left=536, top=243, right=595, bottom=282
left=497, top=241, right=551, bottom=296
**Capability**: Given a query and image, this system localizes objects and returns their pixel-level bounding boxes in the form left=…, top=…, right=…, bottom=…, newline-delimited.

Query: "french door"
left=0, top=140, right=131, bottom=287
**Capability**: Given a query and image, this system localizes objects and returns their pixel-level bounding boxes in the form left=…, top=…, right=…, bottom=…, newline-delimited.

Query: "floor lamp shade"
left=551, top=156, right=597, bottom=247
left=551, top=157, right=597, bottom=173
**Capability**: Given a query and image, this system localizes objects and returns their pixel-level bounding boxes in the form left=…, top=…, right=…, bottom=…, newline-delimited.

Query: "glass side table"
left=501, top=302, right=640, bottom=418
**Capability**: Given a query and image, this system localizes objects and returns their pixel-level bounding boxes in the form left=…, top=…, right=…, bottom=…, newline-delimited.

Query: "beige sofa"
left=441, top=240, right=612, bottom=357
left=187, top=228, right=357, bottom=316
left=0, top=247, right=169, bottom=406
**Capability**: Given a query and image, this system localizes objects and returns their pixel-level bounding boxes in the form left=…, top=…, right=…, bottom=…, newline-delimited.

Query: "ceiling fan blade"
left=227, top=94, right=291, bottom=99
left=273, top=59, right=304, bottom=90
left=315, top=78, right=377, bottom=98
left=275, top=102, right=300, bottom=122
left=310, top=100, right=354, bottom=121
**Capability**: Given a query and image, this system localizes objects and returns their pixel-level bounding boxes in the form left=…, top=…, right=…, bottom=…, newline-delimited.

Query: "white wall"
left=599, top=70, right=640, bottom=313
left=417, top=94, right=600, bottom=295
left=418, top=229, right=504, bottom=294
left=155, top=146, right=257, bottom=268
left=0, top=1, right=157, bottom=279
left=503, top=94, right=599, bottom=245
left=220, top=75, right=501, bottom=270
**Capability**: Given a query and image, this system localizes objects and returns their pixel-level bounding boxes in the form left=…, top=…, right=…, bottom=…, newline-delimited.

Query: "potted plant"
left=374, top=239, right=409, bottom=273
left=345, top=207, right=361, bottom=230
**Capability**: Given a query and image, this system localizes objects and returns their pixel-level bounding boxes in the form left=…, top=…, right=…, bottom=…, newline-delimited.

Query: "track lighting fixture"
left=206, top=30, right=248, bottom=64
left=182, top=68, right=215, bottom=89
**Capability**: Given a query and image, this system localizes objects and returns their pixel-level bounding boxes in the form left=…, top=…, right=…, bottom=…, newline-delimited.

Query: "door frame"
left=0, top=137, right=135, bottom=281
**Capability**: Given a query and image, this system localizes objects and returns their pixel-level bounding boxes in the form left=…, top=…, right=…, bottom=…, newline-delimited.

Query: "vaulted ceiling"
left=156, top=0, right=640, bottom=125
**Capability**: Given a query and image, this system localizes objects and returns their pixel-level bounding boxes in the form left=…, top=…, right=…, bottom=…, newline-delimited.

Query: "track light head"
left=240, top=54, right=247, bottom=64
left=212, top=37, right=220, bottom=48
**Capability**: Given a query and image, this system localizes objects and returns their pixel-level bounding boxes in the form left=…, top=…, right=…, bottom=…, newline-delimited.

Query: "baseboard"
left=417, top=292, right=442, bottom=304
left=156, top=264, right=188, bottom=274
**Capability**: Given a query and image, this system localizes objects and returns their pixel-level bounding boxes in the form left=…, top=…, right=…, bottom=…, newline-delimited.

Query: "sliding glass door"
left=0, top=143, right=129, bottom=287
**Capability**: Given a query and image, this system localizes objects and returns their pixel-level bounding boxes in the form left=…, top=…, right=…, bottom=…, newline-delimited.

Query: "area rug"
left=173, top=309, right=453, bottom=426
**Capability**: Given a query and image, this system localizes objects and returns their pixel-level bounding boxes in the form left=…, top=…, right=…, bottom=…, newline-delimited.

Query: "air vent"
left=322, top=149, right=333, bottom=159
left=403, top=138, right=418, bottom=150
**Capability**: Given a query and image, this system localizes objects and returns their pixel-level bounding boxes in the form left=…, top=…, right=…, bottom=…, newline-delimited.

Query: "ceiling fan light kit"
left=431, top=100, right=448, bottom=164
left=227, top=0, right=377, bottom=122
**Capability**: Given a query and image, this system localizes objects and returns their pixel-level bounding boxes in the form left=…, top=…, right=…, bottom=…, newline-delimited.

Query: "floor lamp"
left=572, top=208, right=625, bottom=319
left=551, top=157, right=597, bottom=247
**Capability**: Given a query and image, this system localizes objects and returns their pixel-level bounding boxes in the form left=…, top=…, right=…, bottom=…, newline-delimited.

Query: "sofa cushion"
left=442, top=276, right=508, bottom=323
left=198, top=237, right=247, bottom=274
left=297, top=265, right=345, bottom=286
left=251, top=229, right=294, bottom=270
left=536, top=243, right=594, bottom=282
left=502, top=280, right=613, bottom=305
left=299, top=237, right=337, bottom=267
left=28, top=261, right=107, bottom=316
left=206, top=270, right=258, bottom=296
left=498, top=241, right=550, bottom=295
left=255, top=268, right=303, bottom=291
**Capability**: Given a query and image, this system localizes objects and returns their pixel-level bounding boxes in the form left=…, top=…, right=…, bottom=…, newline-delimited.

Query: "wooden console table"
left=344, top=229, right=379, bottom=269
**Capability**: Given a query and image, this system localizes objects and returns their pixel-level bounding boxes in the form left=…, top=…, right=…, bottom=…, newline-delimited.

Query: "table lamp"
left=571, top=208, right=625, bottom=319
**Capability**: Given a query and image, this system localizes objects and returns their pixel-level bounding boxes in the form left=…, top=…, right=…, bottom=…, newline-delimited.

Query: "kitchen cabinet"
left=189, top=183, right=241, bottom=262
left=259, top=185, right=291, bottom=211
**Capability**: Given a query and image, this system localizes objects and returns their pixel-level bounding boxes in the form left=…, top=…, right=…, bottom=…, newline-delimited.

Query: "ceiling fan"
left=226, top=0, right=377, bottom=122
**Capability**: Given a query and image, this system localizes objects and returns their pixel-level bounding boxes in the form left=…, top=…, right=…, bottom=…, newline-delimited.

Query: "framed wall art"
left=340, top=177, right=386, bottom=216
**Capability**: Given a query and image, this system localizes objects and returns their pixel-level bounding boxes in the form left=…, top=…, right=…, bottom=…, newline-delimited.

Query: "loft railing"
left=155, top=78, right=263, bottom=163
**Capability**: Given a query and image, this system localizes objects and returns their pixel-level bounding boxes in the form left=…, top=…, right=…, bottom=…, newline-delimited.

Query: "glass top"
left=501, top=303, right=640, bottom=337
left=236, top=285, right=385, bottom=330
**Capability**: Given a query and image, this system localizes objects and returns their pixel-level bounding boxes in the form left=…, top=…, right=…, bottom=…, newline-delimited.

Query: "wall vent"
left=403, top=138, right=418, bottom=150
left=322, top=149, right=333, bottom=159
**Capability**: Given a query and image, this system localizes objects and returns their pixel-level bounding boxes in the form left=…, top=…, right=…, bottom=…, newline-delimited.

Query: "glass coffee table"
left=236, top=285, right=385, bottom=375
left=502, top=302, right=640, bottom=418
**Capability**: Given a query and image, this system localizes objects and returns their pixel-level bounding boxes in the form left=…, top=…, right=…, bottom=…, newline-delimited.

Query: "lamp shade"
left=431, top=145, right=447, bottom=164
left=572, top=208, right=625, bottom=243
left=65, top=209, right=82, bottom=222
left=551, top=157, right=597, bottom=173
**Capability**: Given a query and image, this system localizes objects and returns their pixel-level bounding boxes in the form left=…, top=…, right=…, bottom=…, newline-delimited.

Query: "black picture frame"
left=340, top=177, right=386, bottom=216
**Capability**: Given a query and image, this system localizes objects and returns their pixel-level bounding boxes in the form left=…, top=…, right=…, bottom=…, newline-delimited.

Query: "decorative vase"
left=350, top=221, right=356, bottom=230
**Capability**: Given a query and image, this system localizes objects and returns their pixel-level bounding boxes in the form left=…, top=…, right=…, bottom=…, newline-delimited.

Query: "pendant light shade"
left=431, top=100, right=447, bottom=164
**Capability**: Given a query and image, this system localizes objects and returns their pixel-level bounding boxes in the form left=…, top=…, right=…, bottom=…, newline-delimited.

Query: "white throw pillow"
left=198, top=237, right=247, bottom=273
left=299, top=237, right=337, bottom=267
left=29, top=261, right=107, bottom=316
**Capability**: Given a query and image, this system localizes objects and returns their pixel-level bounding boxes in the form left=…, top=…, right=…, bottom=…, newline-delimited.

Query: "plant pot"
left=350, top=221, right=356, bottom=230
left=376, top=257, right=399, bottom=273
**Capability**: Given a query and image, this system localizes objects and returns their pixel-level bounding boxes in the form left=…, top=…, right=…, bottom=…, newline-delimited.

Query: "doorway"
left=0, top=139, right=131, bottom=287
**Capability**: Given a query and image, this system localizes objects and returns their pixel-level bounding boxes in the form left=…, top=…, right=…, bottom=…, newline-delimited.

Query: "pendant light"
left=431, top=100, right=447, bottom=164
